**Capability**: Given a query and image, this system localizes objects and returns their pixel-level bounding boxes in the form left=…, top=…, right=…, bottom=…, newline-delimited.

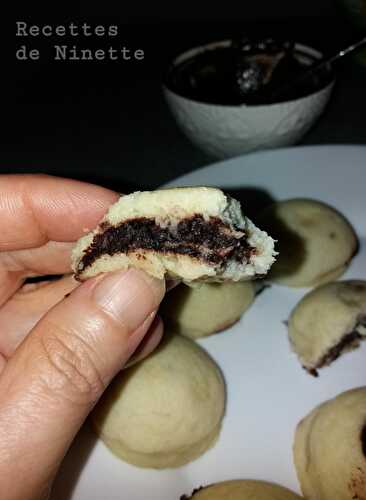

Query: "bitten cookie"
left=288, top=280, right=366, bottom=375
left=92, top=334, right=226, bottom=469
left=294, top=387, right=366, bottom=500
left=72, top=187, right=276, bottom=284
left=258, top=198, right=357, bottom=287
left=181, top=480, right=303, bottom=499
left=161, top=281, right=255, bottom=339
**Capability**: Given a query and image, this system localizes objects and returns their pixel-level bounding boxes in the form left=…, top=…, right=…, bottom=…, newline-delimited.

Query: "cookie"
left=294, top=387, right=366, bottom=500
left=288, top=280, right=366, bottom=375
left=181, top=480, right=303, bottom=499
left=258, top=198, right=357, bottom=287
left=92, top=334, right=225, bottom=469
left=161, top=281, right=255, bottom=339
left=72, top=187, right=276, bottom=284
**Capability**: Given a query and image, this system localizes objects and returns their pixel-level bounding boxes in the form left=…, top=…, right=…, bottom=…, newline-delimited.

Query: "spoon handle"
left=267, top=36, right=366, bottom=103
left=318, top=36, right=366, bottom=69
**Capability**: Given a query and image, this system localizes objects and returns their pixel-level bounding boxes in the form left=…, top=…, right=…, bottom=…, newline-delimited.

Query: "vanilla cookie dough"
left=258, top=198, right=358, bottom=287
left=294, top=387, right=366, bottom=500
left=92, top=334, right=226, bottom=469
left=72, top=187, right=276, bottom=284
left=288, top=280, right=366, bottom=375
left=161, top=281, right=255, bottom=339
left=181, top=480, right=303, bottom=499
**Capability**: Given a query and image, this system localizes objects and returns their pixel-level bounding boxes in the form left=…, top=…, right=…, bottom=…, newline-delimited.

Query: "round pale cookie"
left=181, top=480, right=303, bottom=499
left=258, top=198, right=358, bottom=287
left=294, top=387, right=366, bottom=500
left=161, top=281, right=255, bottom=339
left=92, top=334, right=225, bottom=469
left=288, top=280, right=366, bottom=375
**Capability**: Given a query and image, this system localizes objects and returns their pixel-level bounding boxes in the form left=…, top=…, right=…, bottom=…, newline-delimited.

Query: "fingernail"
left=93, top=269, right=165, bottom=332
left=123, top=311, right=158, bottom=365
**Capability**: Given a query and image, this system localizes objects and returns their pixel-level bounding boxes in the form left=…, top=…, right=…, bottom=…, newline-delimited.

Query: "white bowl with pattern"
left=164, top=41, right=335, bottom=159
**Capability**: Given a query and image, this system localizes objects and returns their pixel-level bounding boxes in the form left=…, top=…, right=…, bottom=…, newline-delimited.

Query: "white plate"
left=52, top=145, right=366, bottom=500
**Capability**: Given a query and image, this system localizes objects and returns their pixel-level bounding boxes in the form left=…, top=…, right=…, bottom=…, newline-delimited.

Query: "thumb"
left=0, top=268, right=165, bottom=500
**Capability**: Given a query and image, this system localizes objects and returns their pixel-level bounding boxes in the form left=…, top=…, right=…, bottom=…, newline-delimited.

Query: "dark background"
left=7, top=1, right=366, bottom=191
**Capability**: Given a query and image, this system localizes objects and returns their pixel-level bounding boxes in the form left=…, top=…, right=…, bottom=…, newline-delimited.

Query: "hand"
left=0, top=175, right=166, bottom=500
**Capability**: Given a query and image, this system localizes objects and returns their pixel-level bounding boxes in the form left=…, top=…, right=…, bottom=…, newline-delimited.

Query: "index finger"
left=0, top=174, right=119, bottom=251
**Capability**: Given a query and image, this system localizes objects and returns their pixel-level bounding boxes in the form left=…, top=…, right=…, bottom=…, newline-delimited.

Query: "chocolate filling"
left=362, top=425, right=366, bottom=458
left=319, top=331, right=363, bottom=366
left=180, top=486, right=205, bottom=499
left=307, top=330, right=364, bottom=377
left=78, top=215, right=255, bottom=273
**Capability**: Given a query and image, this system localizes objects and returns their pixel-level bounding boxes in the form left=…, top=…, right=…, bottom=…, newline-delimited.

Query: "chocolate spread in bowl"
left=165, top=38, right=333, bottom=105
left=77, top=215, right=255, bottom=275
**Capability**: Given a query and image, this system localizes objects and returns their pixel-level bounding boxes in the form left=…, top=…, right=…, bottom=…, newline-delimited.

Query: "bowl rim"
left=163, top=40, right=335, bottom=108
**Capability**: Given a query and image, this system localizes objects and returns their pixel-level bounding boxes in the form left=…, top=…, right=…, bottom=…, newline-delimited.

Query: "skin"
left=0, top=175, right=166, bottom=500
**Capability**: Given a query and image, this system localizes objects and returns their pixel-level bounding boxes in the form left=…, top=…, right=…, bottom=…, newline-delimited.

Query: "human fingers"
left=0, top=174, right=118, bottom=306
left=0, top=275, right=79, bottom=365
left=0, top=269, right=165, bottom=500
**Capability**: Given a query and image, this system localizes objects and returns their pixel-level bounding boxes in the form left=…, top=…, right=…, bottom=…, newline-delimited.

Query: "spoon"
left=252, top=35, right=366, bottom=104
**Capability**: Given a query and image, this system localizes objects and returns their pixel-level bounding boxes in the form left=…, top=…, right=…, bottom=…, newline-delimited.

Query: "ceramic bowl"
left=163, top=41, right=335, bottom=159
